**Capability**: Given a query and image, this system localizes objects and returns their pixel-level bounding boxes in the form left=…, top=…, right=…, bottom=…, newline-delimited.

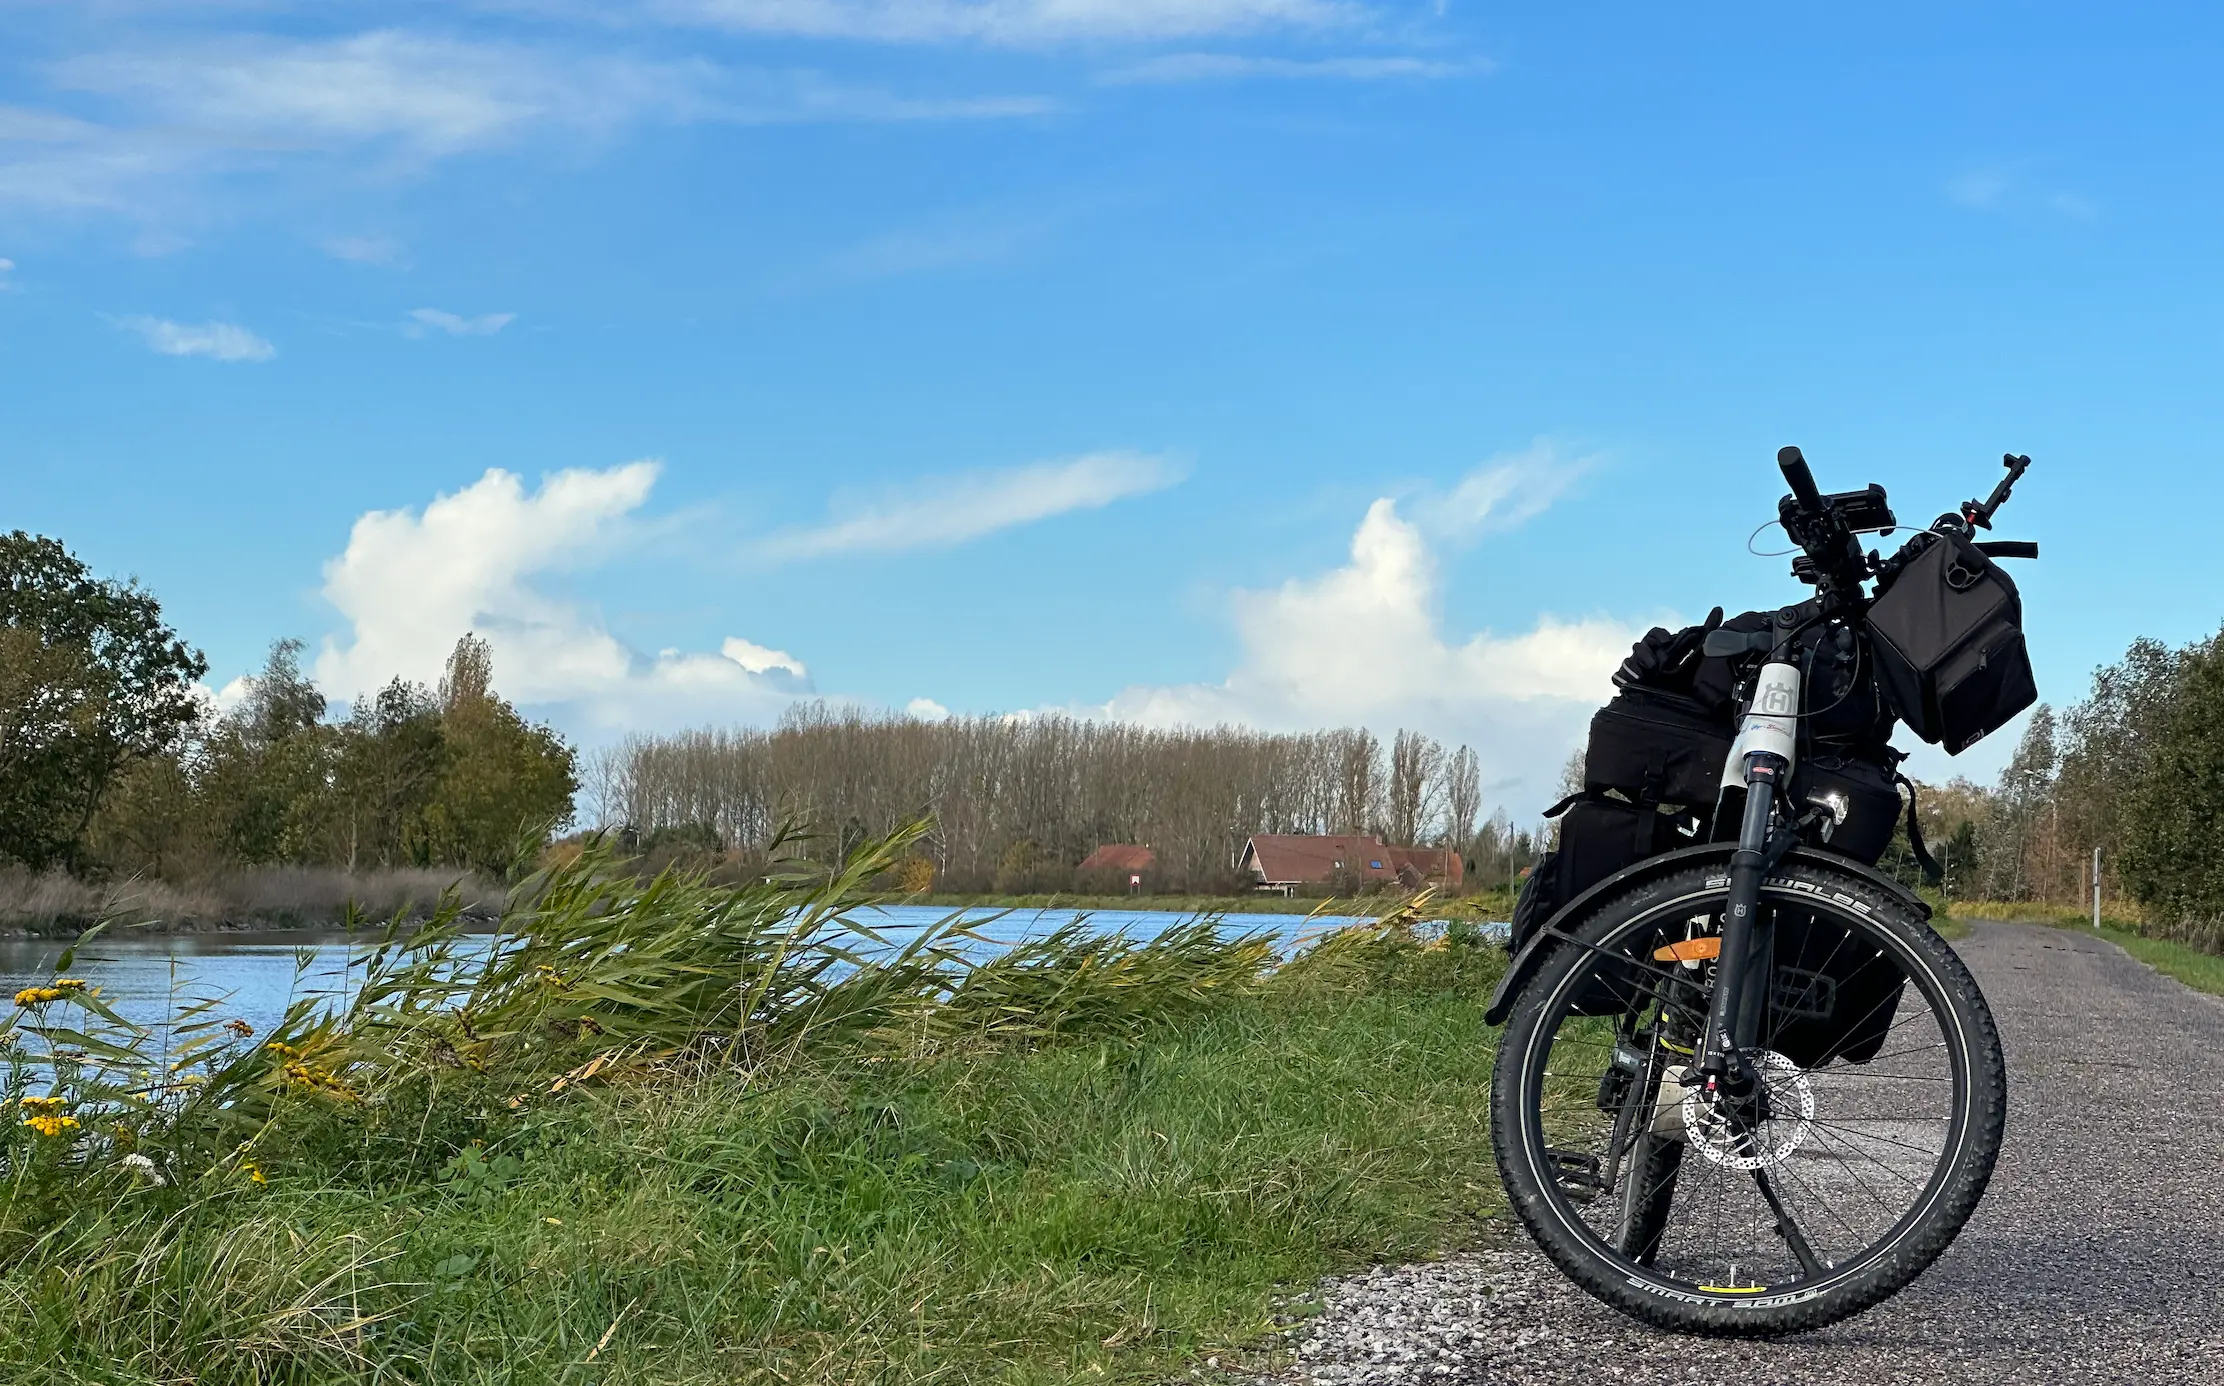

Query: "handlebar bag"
left=1865, top=531, right=2037, bottom=755
left=1585, top=688, right=1737, bottom=809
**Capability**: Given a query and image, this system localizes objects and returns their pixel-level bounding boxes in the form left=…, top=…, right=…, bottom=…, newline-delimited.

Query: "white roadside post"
left=2093, top=846, right=2103, bottom=930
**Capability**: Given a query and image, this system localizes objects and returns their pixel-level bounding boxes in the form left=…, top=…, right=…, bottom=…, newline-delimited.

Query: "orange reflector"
left=1653, top=937, right=1722, bottom=963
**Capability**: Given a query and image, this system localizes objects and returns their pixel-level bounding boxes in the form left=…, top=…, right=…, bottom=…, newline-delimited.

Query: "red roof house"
left=1238, top=835, right=1463, bottom=893
left=1078, top=844, right=1157, bottom=874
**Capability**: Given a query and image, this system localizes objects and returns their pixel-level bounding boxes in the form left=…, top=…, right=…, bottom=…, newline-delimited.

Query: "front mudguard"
left=1483, top=843, right=1930, bottom=1026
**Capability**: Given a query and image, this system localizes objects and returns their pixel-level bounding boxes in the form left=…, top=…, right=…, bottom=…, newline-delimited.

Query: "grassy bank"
left=0, top=831, right=1508, bottom=1385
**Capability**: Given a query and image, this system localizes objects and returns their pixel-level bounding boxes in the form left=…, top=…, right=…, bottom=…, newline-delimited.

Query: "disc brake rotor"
left=1681, top=1049, right=1816, bottom=1171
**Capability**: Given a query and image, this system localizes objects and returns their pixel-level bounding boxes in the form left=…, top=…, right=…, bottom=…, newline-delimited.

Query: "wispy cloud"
left=325, top=233, right=406, bottom=266
left=1947, top=163, right=2097, bottom=221
left=1101, top=52, right=1472, bottom=85
left=116, top=314, right=276, bottom=361
left=52, top=31, right=725, bottom=158
left=1415, top=440, right=1594, bottom=543
left=409, top=307, right=516, bottom=336
left=650, top=0, right=1356, bottom=45
left=1, top=30, right=1053, bottom=221
left=761, top=450, right=1183, bottom=561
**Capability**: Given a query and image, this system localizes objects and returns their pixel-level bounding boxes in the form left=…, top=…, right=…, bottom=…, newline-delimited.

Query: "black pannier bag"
left=1866, top=530, right=2037, bottom=754
left=1512, top=796, right=1709, bottom=1014
left=1585, top=689, right=1737, bottom=810
left=1764, top=909, right=1905, bottom=1068
left=1510, top=796, right=1708, bottom=955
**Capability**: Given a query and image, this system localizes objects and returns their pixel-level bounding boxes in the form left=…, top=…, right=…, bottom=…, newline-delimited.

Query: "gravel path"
left=1249, top=922, right=2224, bottom=1385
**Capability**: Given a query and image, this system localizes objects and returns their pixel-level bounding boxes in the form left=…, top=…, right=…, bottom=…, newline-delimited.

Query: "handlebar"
left=1778, top=445, right=1825, bottom=516
left=1963, top=453, right=2032, bottom=530
left=1975, top=540, right=2038, bottom=560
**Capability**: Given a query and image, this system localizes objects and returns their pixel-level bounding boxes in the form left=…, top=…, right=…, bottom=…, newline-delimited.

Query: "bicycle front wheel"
left=1490, top=858, right=2007, bottom=1336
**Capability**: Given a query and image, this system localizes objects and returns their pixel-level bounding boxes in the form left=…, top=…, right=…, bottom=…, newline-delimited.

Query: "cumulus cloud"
left=1093, top=488, right=1640, bottom=809
left=118, top=315, right=275, bottom=361
left=409, top=307, right=516, bottom=336
left=654, top=0, right=1354, bottom=44
left=906, top=696, right=952, bottom=719
left=760, top=450, right=1182, bottom=561
left=314, top=463, right=809, bottom=732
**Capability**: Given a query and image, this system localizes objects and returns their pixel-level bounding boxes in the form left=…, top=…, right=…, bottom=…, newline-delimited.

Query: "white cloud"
left=760, top=450, right=1182, bottom=561
left=314, top=463, right=809, bottom=732
left=1102, top=52, right=1468, bottom=85
left=4, top=31, right=1050, bottom=218
left=1947, top=164, right=2096, bottom=220
left=653, top=0, right=1355, bottom=44
left=1093, top=493, right=1640, bottom=811
left=906, top=696, right=951, bottom=720
left=1420, top=441, right=1591, bottom=540
left=325, top=233, right=406, bottom=266
left=409, top=307, right=517, bottom=336
left=118, top=315, right=275, bottom=361
left=54, top=31, right=720, bottom=158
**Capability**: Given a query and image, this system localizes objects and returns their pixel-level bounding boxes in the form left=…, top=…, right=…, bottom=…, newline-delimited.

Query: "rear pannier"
left=1585, top=689, right=1737, bottom=810
left=1866, top=530, right=2037, bottom=754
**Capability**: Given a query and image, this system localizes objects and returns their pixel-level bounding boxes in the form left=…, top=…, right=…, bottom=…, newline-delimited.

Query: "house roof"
left=1078, top=844, right=1156, bottom=873
left=1386, top=845, right=1465, bottom=889
left=1240, top=834, right=1401, bottom=885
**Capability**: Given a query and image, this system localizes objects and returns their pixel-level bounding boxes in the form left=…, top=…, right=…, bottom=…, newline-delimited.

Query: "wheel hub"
left=1681, top=1049, right=1815, bottom=1170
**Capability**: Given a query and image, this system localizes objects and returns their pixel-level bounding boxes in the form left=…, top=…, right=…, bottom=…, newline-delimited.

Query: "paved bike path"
left=1261, top=922, right=2224, bottom=1385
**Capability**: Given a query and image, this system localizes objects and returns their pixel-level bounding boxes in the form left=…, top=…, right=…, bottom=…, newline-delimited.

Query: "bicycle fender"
left=1483, top=844, right=1931, bottom=1026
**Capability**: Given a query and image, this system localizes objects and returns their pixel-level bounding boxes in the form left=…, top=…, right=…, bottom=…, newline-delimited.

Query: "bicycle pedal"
left=1546, top=1147, right=1608, bottom=1201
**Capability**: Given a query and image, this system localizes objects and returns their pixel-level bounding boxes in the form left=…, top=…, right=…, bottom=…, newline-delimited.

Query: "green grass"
left=0, top=834, right=1511, bottom=1386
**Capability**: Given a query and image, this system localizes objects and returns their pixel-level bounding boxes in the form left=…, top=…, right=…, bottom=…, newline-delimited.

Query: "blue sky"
left=0, top=1, right=2211, bottom=814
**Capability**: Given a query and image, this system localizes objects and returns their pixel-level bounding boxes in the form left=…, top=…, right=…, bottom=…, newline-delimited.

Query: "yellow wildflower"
left=240, top=1159, right=266, bottom=1185
left=53, top=978, right=86, bottom=991
left=13, top=987, right=63, bottom=1007
left=20, top=1098, right=79, bottom=1138
left=224, top=1019, right=255, bottom=1039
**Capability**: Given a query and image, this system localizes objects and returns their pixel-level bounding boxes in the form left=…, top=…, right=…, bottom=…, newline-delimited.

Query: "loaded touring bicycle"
left=1487, top=447, right=2040, bottom=1335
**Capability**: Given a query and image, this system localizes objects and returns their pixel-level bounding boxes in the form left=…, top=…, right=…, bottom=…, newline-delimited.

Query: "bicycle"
left=1485, top=447, right=2038, bottom=1335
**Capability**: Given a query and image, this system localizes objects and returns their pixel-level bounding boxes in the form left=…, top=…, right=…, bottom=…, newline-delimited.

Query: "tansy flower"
left=224, top=1019, right=255, bottom=1039
left=13, top=987, right=63, bottom=1007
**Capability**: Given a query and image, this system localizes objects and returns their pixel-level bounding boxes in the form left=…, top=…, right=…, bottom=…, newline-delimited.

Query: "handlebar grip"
left=1778, top=445, right=1824, bottom=514
left=1974, top=540, right=2038, bottom=560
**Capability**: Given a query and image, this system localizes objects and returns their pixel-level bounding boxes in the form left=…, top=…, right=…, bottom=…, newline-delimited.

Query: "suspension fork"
left=1698, top=752, right=1785, bottom=1080
left=1698, top=656, right=1802, bottom=1082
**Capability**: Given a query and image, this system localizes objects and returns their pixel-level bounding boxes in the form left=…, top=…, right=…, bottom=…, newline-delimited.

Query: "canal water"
left=0, top=905, right=1415, bottom=1040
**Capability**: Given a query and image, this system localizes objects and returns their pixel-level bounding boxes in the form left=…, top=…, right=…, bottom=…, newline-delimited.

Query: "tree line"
left=592, top=712, right=1539, bottom=895
left=1, top=531, right=574, bottom=883
left=1905, top=628, right=2224, bottom=953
